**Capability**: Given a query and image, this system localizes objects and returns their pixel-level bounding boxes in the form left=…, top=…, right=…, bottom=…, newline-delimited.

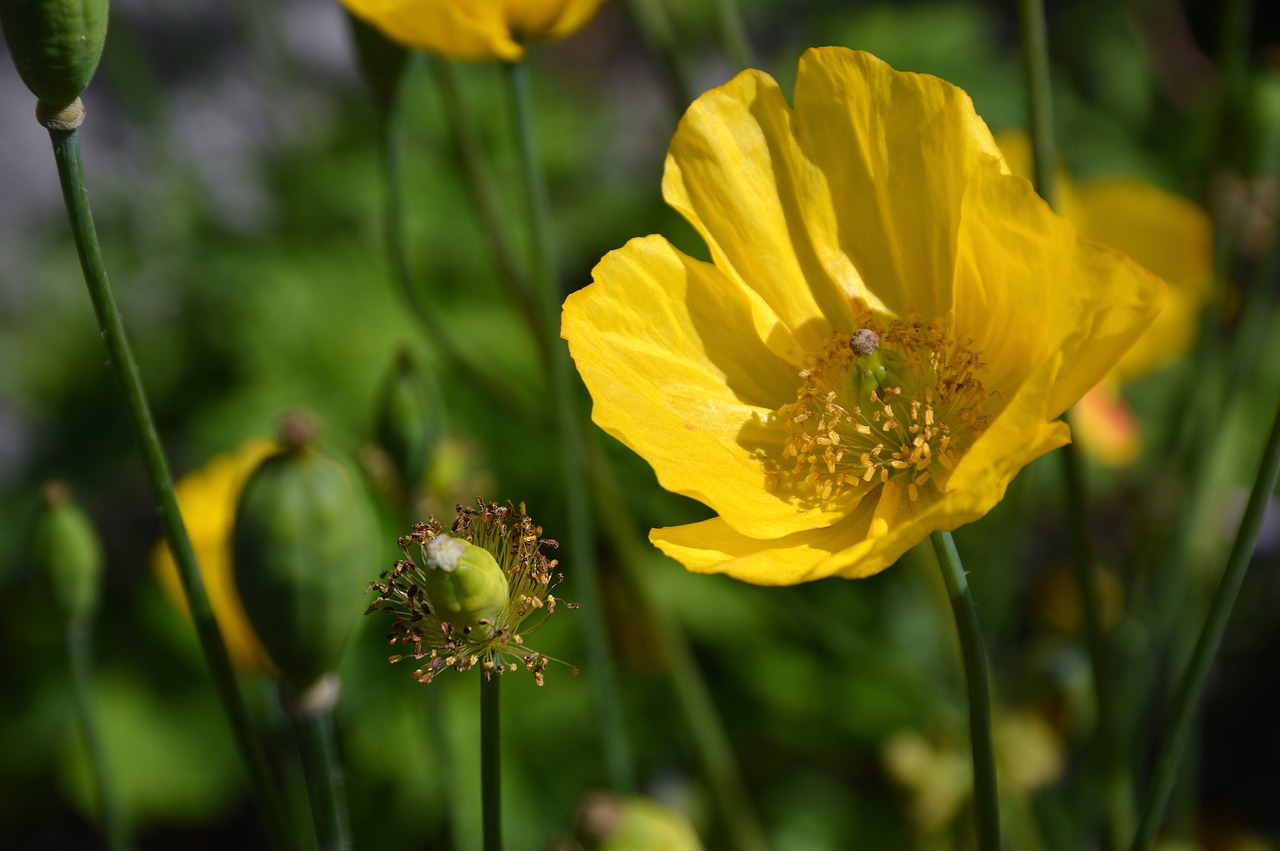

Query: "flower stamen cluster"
left=774, top=312, right=996, bottom=507
left=366, top=499, right=577, bottom=685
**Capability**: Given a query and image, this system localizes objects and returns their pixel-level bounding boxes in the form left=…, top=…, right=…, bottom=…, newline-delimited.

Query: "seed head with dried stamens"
left=366, top=499, right=577, bottom=685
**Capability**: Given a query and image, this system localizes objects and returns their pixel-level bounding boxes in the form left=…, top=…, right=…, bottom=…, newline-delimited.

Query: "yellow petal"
left=792, top=48, right=1005, bottom=320
left=504, top=0, right=605, bottom=40
left=563, top=235, right=851, bottom=538
left=342, top=0, right=523, bottom=61
left=152, top=441, right=280, bottom=676
left=1062, top=179, right=1212, bottom=382
left=951, top=156, right=1166, bottom=416
left=662, top=68, right=857, bottom=358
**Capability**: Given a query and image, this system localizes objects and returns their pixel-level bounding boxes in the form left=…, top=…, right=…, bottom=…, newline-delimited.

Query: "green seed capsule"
left=0, top=0, right=109, bottom=110
left=421, top=534, right=508, bottom=637
left=233, top=425, right=375, bottom=689
left=31, top=481, right=103, bottom=623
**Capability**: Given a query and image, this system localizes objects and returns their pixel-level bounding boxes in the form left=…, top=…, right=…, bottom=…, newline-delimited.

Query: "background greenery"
left=1, top=0, right=1278, bottom=848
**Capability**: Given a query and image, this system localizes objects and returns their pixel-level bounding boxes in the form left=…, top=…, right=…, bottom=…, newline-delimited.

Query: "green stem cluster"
left=504, top=57, right=635, bottom=792
left=930, top=531, right=999, bottom=851
left=285, top=683, right=351, bottom=851
left=67, top=621, right=132, bottom=851
left=47, top=126, right=295, bottom=850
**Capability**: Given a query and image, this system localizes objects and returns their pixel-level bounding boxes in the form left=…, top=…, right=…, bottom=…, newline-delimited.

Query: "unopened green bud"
left=422, top=533, right=507, bottom=637
left=0, top=0, right=108, bottom=112
left=846, top=329, right=908, bottom=404
left=576, top=792, right=704, bottom=851
left=233, top=414, right=375, bottom=689
left=32, top=481, right=103, bottom=623
left=374, top=348, right=442, bottom=490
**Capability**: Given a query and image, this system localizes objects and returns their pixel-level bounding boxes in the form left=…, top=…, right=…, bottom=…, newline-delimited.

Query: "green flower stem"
left=1129, top=395, right=1280, bottom=851
left=379, top=92, right=541, bottom=418
left=47, top=126, right=295, bottom=850
left=1061, top=445, right=1135, bottom=848
left=434, top=57, right=541, bottom=345
left=623, top=0, right=696, bottom=111
left=67, top=620, right=132, bottom=851
left=284, top=681, right=351, bottom=851
left=504, top=57, right=635, bottom=792
left=712, top=0, right=755, bottom=70
left=589, top=441, right=767, bottom=851
left=1015, top=0, right=1057, bottom=209
left=481, top=672, right=502, bottom=851
left=930, top=530, right=999, bottom=851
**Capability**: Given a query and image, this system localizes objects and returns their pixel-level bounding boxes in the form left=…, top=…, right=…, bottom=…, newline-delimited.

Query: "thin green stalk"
left=504, top=57, right=635, bottom=791
left=379, top=96, right=541, bottom=419
left=1016, top=0, right=1057, bottom=209
left=930, top=531, right=1000, bottom=851
left=285, top=681, right=351, bottom=851
left=712, top=0, right=755, bottom=70
left=434, top=57, right=541, bottom=344
left=481, top=673, right=502, bottom=851
left=47, top=125, right=295, bottom=849
left=1061, top=446, right=1135, bottom=849
left=589, top=441, right=767, bottom=851
left=67, top=620, right=132, bottom=851
left=1129, top=394, right=1280, bottom=851
left=623, top=0, right=696, bottom=111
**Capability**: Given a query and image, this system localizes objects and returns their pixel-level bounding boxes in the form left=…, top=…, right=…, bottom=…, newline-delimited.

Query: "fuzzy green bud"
left=233, top=416, right=375, bottom=689
left=32, top=481, right=103, bottom=623
left=421, top=533, right=508, bottom=637
left=846, top=328, right=908, bottom=404
left=0, top=0, right=108, bottom=112
left=374, top=348, right=442, bottom=490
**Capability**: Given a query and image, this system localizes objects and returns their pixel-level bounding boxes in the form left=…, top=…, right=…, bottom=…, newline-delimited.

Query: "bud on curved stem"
left=0, top=0, right=108, bottom=111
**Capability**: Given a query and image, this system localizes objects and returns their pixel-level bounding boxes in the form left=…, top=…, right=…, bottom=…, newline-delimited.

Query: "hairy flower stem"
left=930, top=531, right=999, bottom=851
left=504, top=57, right=635, bottom=791
left=284, top=683, right=351, bottom=851
left=67, top=621, right=132, bottom=851
left=1129, top=395, right=1280, bottom=851
left=481, top=673, right=502, bottom=851
left=47, top=127, right=296, bottom=850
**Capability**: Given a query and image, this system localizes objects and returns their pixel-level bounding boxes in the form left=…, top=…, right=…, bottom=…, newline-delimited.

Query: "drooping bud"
left=0, top=0, right=109, bottom=113
left=374, top=347, right=443, bottom=492
left=233, top=413, right=375, bottom=689
left=421, top=533, right=508, bottom=637
left=32, top=480, right=103, bottom=623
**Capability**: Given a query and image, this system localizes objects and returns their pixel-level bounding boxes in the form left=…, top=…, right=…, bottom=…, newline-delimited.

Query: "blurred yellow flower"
left=562, top=48, right=1166, bottom=585
left=152, top=441, right=279, bottom=676
left=340, top=0, right=606, bottom=61
left=997, top=133, right=1214, bottom=465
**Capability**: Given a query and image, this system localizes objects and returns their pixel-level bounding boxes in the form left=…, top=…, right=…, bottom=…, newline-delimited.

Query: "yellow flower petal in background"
left=152, top=441, right=279, bottom=676
left=996, top=133, right=1213, bottom=386
left=340, top=0, right=606, bottom=61
left=564, top=48, right=1166, bottom=585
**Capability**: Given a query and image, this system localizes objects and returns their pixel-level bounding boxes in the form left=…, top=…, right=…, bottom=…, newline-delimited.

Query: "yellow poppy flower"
left=152, top=441, right=280, bottom=676
left=561, top=48, right=1166, bottom=585
left=998, top=133, right=1213, bottom=465
left=340, top=0, right=606, bottom=62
